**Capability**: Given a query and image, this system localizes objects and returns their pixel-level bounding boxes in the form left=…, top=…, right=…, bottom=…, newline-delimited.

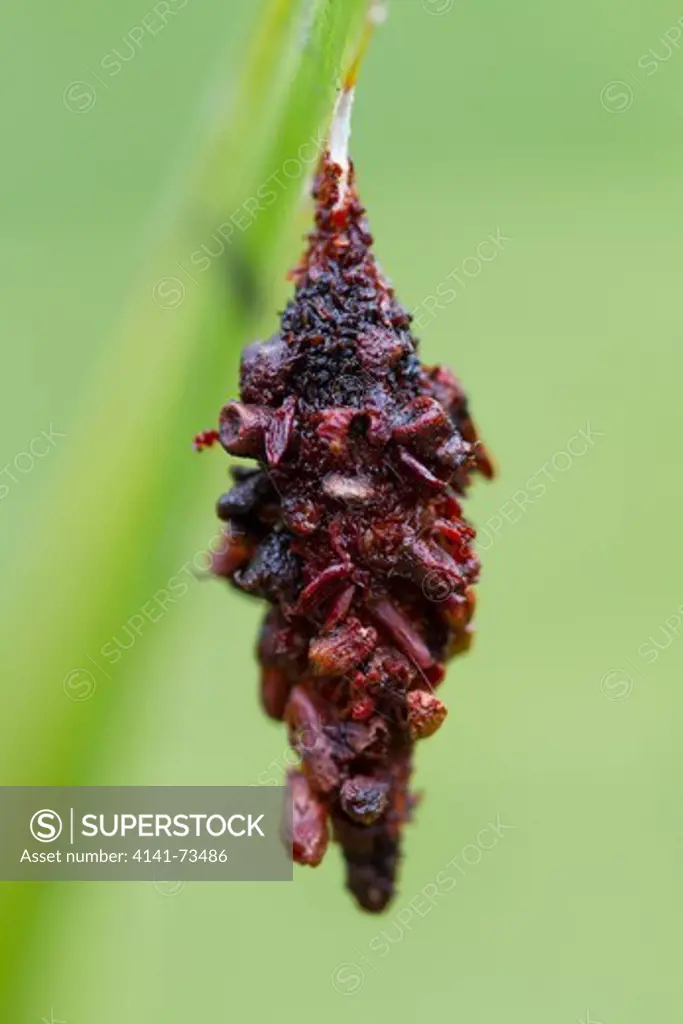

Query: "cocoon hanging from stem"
left=198, top=0, right=494, bottom=913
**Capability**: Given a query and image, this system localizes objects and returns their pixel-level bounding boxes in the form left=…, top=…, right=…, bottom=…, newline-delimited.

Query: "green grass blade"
left=0, top=0, right=367, bottom=1015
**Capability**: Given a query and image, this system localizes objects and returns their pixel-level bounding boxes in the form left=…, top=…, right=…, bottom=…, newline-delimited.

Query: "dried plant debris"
left=200, top=62, right=493, bottom=913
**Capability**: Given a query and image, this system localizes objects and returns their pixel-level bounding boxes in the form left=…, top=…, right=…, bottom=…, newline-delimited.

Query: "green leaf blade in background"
left=0, top=0, right=367, bottom=1017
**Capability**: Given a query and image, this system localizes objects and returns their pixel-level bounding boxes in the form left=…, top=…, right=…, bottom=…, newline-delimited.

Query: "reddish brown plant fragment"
left=209, top=143, right=492, bottom=913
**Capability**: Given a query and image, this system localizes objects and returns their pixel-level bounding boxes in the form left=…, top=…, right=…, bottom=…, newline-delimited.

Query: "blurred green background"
left=1, top=0, right=682, bottom=1020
